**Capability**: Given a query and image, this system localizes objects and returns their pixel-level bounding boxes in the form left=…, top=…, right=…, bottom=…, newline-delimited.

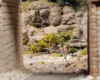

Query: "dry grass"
left=22, top=1, right=32, bottom=12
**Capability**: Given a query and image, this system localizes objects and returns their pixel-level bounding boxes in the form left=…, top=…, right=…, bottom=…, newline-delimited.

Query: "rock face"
left=22, top=2, right=88, bottom=49
left=63, top=6, right=75, bottom=14
left=61, top=13, right=75, bottom=24
left=29, top=35, right=44, bottom=44
left=80, top=12, right=88, bottom=40
left=49, top=12, right=61, bottom=26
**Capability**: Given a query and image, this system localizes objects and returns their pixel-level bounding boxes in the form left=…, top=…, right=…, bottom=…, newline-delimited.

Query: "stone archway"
left=88, top=0, right=100, bottom=76
left=0, top=0, right=100, bottom=77
left=0, top=0, right=23, bottom=72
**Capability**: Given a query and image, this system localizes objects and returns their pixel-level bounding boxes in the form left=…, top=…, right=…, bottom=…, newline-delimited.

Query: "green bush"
left=60, top=30, right=73, bottom=46
left=29, top=39, right=49, bottom=53
left=36, top=39, right=49, bottom=51
left=68, top=47, right=77, bottom=54
left=29, top=45, right=37, bottom=54
left=79, top=48, right=87, bottom=56
left=45, top=33, right=59, bottom=46
left=23, top=38, right=29, bottom=45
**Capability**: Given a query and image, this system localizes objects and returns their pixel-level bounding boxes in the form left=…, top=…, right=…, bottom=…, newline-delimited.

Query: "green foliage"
left=47, top=0, right=87, bottom=12
left=45, top=33, right=59, bottom=46
left=79, top=48, right=87, bottom=56
left=23, top=38, right=29, bottom=45
left=36, top=39, right=49, bottom=51
left=67, top=26, right=75, bottom=30
left=29, top=45, right=37, bottom=54
left=28, top=39, right=49, bottom=54
left=68, top=47, right=77, bottom=54
left=60, top=30, right=73, bottom=46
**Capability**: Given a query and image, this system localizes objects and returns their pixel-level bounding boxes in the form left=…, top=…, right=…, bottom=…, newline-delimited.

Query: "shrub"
left=79, top=48, right=87, bottom=56
left=60, top=30, right=73, bottom=46
left=23, top=38, right=29, bottom=45
left=45, top=33, right=59, bottom=46
left=68, top=47, right=77, bottom=54
left=29, top=45, right=37, bottom=54
left=29, top=39, right=49, bottom=53
left=36, top=39, right=49, bottom=51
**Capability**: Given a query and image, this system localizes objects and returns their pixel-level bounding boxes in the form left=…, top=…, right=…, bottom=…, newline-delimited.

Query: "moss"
left=79, top=47, right=87, bottom=56
left=53, top=53, right=64, bottom=57
left=67, top=26, right=75, bottom=30
left=23, top=51, right=32, bottom=54
left=68, top=47, right=77, bottom=54
left=23, top=38, right=29, bottom=45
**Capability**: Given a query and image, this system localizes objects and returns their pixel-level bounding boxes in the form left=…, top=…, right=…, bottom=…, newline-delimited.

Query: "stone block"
left=2, top=29, right=14, bottom=38
left=90, top=15, right=96, bottom=23
left=90, top=23, right=97, bottom=30
left=97, top=21, right=100, bottom=26
left=91, top=48, right=97, bottom=57
left=2, top=13, right=13, bottom=20
left=90, top=44, right=97, bottom=48
left=2, top=25, right=13, bottom=31
left=91, top=30, right=97, bottom=38
left=2, top=20, right=13, bottom=26
left=3, top=41, right=15, bottom=52
left=91, top=39, right=97, bottom=44
left=2, top=7, right=14, bottom=13
left=92, top=66, right=98, bottom=74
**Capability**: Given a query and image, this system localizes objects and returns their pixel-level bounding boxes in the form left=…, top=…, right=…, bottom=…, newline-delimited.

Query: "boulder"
left=61, top=13, right=75, bottom=24
left=37, top=4, right=49, bottom=9
left=49, top=12, right=61, bottom=26
left=69, top=42, right=87, bottom=48
left=29, top=35, right=44, bottom=44
left=42, top=19, right=49, bottom=26
left=23, top=45, right=29, bottom=51
left=40, top=9, right=50, bottom=18
left=73, top=28, right=80, bottom=39
left=63, top=6, right=75, bottom=14
left=76, top=12, right=83, bottom=17
left=30, top=10, right=35, bottom=16
left=43, top=26, right=58, bottom=34
left=27, top=27, right=35, bottom=38
left=67, top=19, right=76, bottom=25
left=50, top=6, right=61, bottom=12
left=57, top=26, right=67, bottom=34
left=23, top=28, right=28, bottom=39
left=80, top=12, right=88, bottom=40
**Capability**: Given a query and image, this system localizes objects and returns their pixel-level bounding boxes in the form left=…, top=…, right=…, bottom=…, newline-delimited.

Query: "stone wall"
left=88, top=0, right=100, bottom=77
left=0, top=0, right=23, bottom=72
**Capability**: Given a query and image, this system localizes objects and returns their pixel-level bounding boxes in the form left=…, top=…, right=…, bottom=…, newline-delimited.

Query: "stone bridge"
left=0, top=0, right=100, bottom=77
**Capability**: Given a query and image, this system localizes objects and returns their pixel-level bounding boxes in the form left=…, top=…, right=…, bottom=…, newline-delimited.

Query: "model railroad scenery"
left=22, top=0, right=88, bottom=75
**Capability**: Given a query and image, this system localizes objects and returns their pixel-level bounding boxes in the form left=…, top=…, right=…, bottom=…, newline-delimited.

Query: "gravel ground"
left=23, top=54, right=88, bottom=74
